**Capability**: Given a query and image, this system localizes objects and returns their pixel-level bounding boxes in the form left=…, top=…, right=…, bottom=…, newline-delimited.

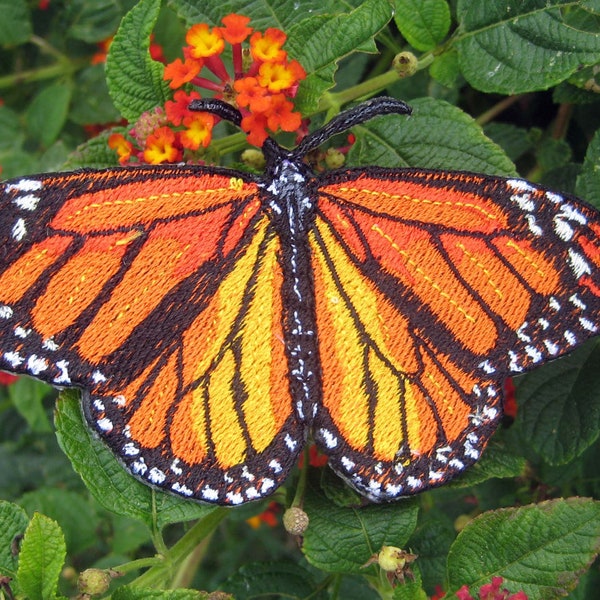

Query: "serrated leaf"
left=287, top=0, right=393, bottom=112
left=167, top=0, right=334, bottom=29
left=0, top=501, right=29, bottom=579
left=0, top=0, right=31, bottom=45
left=106, top=0, right=170, bottom=122
left=516, top=341, right=600, bottom=465
left=63, top=129, right=122, bottom=170
left=17, top=513, right=66, bottom=600
left=348, top=97, right=516, bottom=175
left=454, top=0, right=600, bottom=94
left=9, top=377, right=52, bottom=433
left=302, top=479, right=419, bottom=573
left=577, top=128, right=600, bottom=209
left=54, top=390, right=216, bottom=529
left=446, top=440, right=527, bottom=489
left=222, top=561, right=325, bottom=599
left=394, top=0, right=451, bottom=51
left=25, top=83, right=72, bottom=148
left=446, top=498, right=600, bottom=598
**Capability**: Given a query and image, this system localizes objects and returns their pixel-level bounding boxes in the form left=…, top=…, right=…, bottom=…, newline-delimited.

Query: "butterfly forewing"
left=0, top=166, right=303, bottom=504
left=310, top=168, right=600, bottom=499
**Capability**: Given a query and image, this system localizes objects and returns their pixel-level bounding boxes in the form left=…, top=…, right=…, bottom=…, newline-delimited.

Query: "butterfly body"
left=1, top=97, right=599, bottom=505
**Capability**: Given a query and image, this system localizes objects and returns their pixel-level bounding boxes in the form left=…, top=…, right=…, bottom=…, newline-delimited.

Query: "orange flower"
left=91, top=37, right=112, bottom=65
left=108, top=133, right=134, bottom=164
left=165, top=89, right=201, bottom=126
left=143, top=127, right=181, bottom=164
left=186, top=23, right=225, bottom=58
left=163, top=57, right=203, bottom=89
left=180, top=113, right=214, bottom=150
left=234, top=77, right=271, bottom=112
left=220, top=13, right=252, bottom=44
left=241, top=112, right=269, bottom=146
left=250, top=28, right=287, bottom=62
left=258, top=60, right=304, bottom=93
left=266, top=94, right=302, bottom=132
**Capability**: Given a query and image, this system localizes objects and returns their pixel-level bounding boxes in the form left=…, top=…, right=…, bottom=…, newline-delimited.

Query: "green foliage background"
left=1, top=1, right=600, bottom=599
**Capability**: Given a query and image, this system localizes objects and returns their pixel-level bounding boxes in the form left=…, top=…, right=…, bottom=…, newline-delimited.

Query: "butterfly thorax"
left=258, top=138, right=321, bottom=425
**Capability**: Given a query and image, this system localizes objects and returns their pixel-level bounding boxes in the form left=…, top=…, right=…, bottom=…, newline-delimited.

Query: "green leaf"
left=0, top=501, right=29, bottom=579
left=429, top=49, right=460, bottom=87
left=446, top=498, right=600, bottom=598
left=70, top=64, right=121, bottom=125
left=106, top=0, right=170, bottom=122
left=577, top=127, right=600, bottom=209
left=454, top=0, right=600, bottom=94
left=112, top=587, right=208, bottom=600
left=516, top=341, right=600, bottom=465
left=302, top=478, right=419, bottom=574
left=63, top=129, right=122, bottom=170
left=409, top=516, right=455, bottom=594
left=54, top=390, right=217, bottom=529
left=19, top=489, right=100, bottom=556
left=394, top=0, right=451, bottom=51
left=167, top=0, right=334, bottom=29
left=446, top=440, right=527, bottom=489
left=9, top=377, right=52, bottom=433
left=64, top=0, right=123, bottom=43
left=483, top=122, right=533, bottom=162
left=17, top=513, right=66, bottom=600
left=25, top=83, right=72, bottom=148
left=287, top=0, right=393, bottom=113
left=222, top=561, right=324, bottom=599
left=0, top=0, right=31, bottom=45
left=348, top=97, right=516, bottom=176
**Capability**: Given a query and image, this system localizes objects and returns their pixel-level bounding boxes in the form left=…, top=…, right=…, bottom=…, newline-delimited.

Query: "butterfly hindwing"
left=310, top=167, right=600, bottom=500
left=0, top=166, right=304, bottom=504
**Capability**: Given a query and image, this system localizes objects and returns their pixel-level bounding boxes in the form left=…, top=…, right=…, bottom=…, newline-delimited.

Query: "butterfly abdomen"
left=260, top=145, right=322, bottom=427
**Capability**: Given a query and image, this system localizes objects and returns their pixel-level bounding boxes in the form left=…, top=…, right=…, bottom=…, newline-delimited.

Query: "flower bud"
left=393, top=52, right=418, bottom=77
left=77, top=569, right=113, bottom=596
left=283, top=506, right=309, bottom=535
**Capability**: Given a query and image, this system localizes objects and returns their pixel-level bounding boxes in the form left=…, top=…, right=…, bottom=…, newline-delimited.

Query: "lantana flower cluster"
left=109, top=14, right=306, bottom=165
left=456, top=577, right=528, bottom=600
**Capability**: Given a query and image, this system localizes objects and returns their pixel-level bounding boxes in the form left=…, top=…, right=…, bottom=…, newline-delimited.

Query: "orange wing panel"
left=0, top=237, right=73, bottom=304
left=320, top=172, right=508, bottom=234
left=50, top=172, right=258, bottom=233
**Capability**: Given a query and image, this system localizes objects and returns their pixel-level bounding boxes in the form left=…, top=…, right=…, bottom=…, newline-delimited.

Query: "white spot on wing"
left=0, top=306, right=13, bottom=319
left=567, top=248, right=591, bottom=279
left=6, top=179, right=43, bottom=193
left=13, top=194, right=40, bottom=211
left=12, top=218, right=26, bottom=241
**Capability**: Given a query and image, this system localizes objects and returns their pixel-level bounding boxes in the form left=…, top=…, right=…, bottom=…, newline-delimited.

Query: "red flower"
left=246, top=502, right=280, bottom=528
left=0, top=372, right=18, bottom=385
left=456, top=577, right=528, bottom=600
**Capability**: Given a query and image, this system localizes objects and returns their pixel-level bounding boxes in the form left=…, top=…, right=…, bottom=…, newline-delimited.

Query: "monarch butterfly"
left=1, top=97, right=599, bottom=505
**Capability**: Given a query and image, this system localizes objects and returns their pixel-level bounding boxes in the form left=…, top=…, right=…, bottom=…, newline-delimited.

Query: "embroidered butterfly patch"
left=1, top=97, right=599, bottom=505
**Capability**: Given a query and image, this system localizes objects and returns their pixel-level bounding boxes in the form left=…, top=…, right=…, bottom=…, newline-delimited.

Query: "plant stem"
left=130, top=508, right=229, bottom=589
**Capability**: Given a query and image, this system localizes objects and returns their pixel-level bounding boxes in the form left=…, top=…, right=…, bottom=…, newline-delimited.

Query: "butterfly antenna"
left=189, top=98, right=242, bottom=126
left=294, top=96, right=412, bottom=157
